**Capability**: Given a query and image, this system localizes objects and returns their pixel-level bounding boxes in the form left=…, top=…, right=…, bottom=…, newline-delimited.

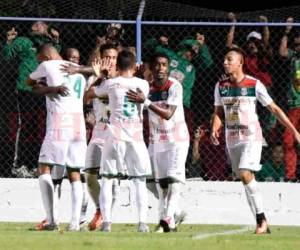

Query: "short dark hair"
left=149, top=52, right=170, bottom=68
left=226, top=47, right=246, bottom=64
left=37, top=43, right=56, bottom=55
left=100, top=43, right=118, bottom=57
left=61, top=47, right=79, bottom=60
left=116, top=50, right=135, bottom=71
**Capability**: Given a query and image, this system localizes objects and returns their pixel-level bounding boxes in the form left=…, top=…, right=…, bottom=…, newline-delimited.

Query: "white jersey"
left=214, top=75, right=273, bottom=147
left=30, top=60, right=87, bottom=137
left=94, top=76, right=149, bottom=142
left=148, top=77, right=190, bottom=152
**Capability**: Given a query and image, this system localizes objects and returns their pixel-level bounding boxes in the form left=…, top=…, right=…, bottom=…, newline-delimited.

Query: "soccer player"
left=211, top=48, right=300, bottom=234
left=83, top=43, right=119, bottom=231
left=27, top=44, right=87, bottom=231
left=86, top=50, right=151, bottom=232
left=126, top=52, right=190, bottom=232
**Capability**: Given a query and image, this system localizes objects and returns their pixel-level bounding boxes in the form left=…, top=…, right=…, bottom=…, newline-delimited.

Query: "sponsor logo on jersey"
left=161, top=91, right=168, bottom=100
left=241, top=87, right=247, bottom=96
left=170, top=59, right=179, bottom=68
left=186, top=65, right=192, bottom=72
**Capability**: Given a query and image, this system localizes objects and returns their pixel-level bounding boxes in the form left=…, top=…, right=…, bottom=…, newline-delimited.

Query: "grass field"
left=1, top=223, right=300, bottom=250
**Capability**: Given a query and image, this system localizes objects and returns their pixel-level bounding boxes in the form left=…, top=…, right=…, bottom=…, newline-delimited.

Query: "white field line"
left=193, top=226, right=253, bottom=240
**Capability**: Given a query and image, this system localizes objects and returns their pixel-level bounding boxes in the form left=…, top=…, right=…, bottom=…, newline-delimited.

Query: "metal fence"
left=0, top=0, right=299, bottom=182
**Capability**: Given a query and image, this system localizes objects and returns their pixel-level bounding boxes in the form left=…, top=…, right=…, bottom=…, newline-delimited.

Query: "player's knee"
left=158, top=178, right=169, bottom=189
left=239, top=169, right=254, bottom=184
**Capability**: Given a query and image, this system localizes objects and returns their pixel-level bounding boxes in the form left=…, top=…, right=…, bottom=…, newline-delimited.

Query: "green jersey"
left=2, top=35, right=61, bottom=92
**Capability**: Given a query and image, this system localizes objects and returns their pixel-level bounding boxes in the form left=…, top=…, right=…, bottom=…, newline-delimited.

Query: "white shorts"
left=51, top=165, right=66, bottom=180
left=85, top=124, right=108, bottom=170
left=100, top=136, right=151, bottom=178
left=151, top=143, right=189, bottom=183
left=227, top=142, right=262, bottom=176
left=39, top=130, right=87, bottom=169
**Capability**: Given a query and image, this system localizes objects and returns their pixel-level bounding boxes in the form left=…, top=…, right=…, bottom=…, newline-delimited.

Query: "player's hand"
left=218, top=74, right=229, bottom=81
left=53, top=85, right=69, bottom=96
left=60, top=63, right=80, bottom=75
left=6, top=27, right=18, bottom=44
left=126, top=88, right=145, bottom=103
left=285, top=17, right=294, bottom=34
left=49, top=27, right=60, bottom=42
left=92, top=58, right=101, bottom=77
left=210, top=130, right=220, bottom=146
left=259, top=15, right=268, bottom=23
left=194, top=126, right=206, bottom=141
left=228, top=12, right=237, bottom=22
left=100, top=57, right=113, bottom=77
left=196, top=33, right=205, bottom=46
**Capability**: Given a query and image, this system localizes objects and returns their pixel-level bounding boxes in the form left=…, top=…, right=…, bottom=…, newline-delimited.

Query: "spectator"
left=279, top=17, right=300, bottom=181
left=227, top=13, right=272, bottom=88
left=192, top=122, right=230, bottom=180
left=1, top=21, right=61, bottom=177
left=256, top=144, right=285, bottom=182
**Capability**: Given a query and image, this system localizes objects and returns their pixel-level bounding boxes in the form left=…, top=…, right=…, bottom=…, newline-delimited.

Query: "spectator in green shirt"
left=256, top=144, right=285, bottom=182
left=2, top=21, right=61, bottom=177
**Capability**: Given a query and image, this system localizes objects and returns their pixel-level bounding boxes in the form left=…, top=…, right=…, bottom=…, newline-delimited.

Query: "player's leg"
left=161, top=145, right=188, bottom=232
left=80, top=171, right=89, bottom=229
left=84, top=141, right=102, bottom=230
left=111, top=178, right=120, bottom=213
left=67, top=167, right=83, bottom=231
left=99, top=138, right=124, bottom=232
left=238, top=143, right=270, bottom=234
left=125, top=141, right=151, bottom=232
left=37, top=164, right=58, bottom=230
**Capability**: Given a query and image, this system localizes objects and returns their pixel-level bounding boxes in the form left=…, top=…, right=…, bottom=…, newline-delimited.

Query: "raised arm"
left=259, top=15, right=270, bottom=48
left=279, top=17, right=294, bottom=58
left=226, top=12, right=237, bottom=48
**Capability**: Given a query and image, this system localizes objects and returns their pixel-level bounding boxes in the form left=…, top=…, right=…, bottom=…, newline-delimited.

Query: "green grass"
left=0, top=223, right=300, bottom=250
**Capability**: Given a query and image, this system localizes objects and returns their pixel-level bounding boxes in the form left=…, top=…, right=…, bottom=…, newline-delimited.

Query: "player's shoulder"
left=240, top=75, right=258, bottom=87
left=168, top=77, right=182, bottom=91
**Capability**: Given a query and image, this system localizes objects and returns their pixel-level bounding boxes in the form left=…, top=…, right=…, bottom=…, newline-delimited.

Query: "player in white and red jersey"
left=87, top=50, right=151, bottom=232
left=27, top=44, right=87, bottom=231
left=126, top=52, right=189, bottom=232
left=83, top=43, right=119, bottom=231
left=211, top=47, right=300, bottom=234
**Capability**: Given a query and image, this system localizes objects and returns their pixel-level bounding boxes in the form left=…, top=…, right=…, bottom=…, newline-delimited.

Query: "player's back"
left=105, top=76, right=149, bottom=141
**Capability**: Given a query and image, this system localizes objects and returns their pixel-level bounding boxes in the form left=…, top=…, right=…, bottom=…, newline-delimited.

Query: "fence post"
left=136, top=0, right=146, bottom=64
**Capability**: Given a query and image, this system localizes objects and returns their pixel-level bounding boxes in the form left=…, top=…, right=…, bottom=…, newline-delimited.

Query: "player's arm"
left=84, top=81, right=108, bottom=104
left=210, top=106, right=223, bottom=146
left=126, top=88, right=177, bottom=120
left=192, top=126, right=206, bottom=164
left=226, top=12, right=236, bottom=48
left=61, top=63, right=94, bottom=76
left=266, top=102, right=300, bottom=143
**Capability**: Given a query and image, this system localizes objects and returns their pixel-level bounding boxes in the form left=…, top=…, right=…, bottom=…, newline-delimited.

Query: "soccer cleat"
left=174, top=211, right=187, bottom=227
left=79, top=220, right=89, bottom=231
left=159, top=217, right=176, bottom=233
left=35, top=219, right=48, bottom=230
left=66, top=223, right=80, bottom=232
left=137, top=222, right=150, bottom=233
left=88, top=209, right=102, bottom=231
left=100, top=222, right=111, bottom=232
left=255, top=220, right=271, bottom=234
left=38, top=222, right=59, bottom=231
left=154, top=225, right=164, bottom=233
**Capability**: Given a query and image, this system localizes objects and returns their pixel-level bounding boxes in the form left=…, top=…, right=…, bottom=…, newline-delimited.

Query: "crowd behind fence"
left=1, top=3, right=300, bottom=182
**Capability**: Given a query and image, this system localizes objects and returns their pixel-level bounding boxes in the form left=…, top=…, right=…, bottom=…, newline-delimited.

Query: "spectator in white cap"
left=247, top=31, right=262, bottom=41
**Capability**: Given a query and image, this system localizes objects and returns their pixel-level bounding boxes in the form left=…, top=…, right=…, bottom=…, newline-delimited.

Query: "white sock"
left=100, top=177, right=114, bottom=223
left=85, top=172, right=100, bottom=209
left=39, top=174, right=55, bottom=224
left=53, top=182, right=62, bottom=225
left=245, top=178, right=264, bottom=214
left=80, top=182, right=89, bottom=222
left=243, top=184, right=256, bottom=218
left=166, top=183, right=180, bottom=228
left=133, top=178, right=148, bottom=223
left=111, top=178, right=120, bottom=214
left=70, top=180, right=83, bottom=227
left=156, top=183, right=167, bottom=221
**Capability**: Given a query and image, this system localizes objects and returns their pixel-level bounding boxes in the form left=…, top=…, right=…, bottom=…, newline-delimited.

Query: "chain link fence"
left=0, top=0, right=299, bottom=182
